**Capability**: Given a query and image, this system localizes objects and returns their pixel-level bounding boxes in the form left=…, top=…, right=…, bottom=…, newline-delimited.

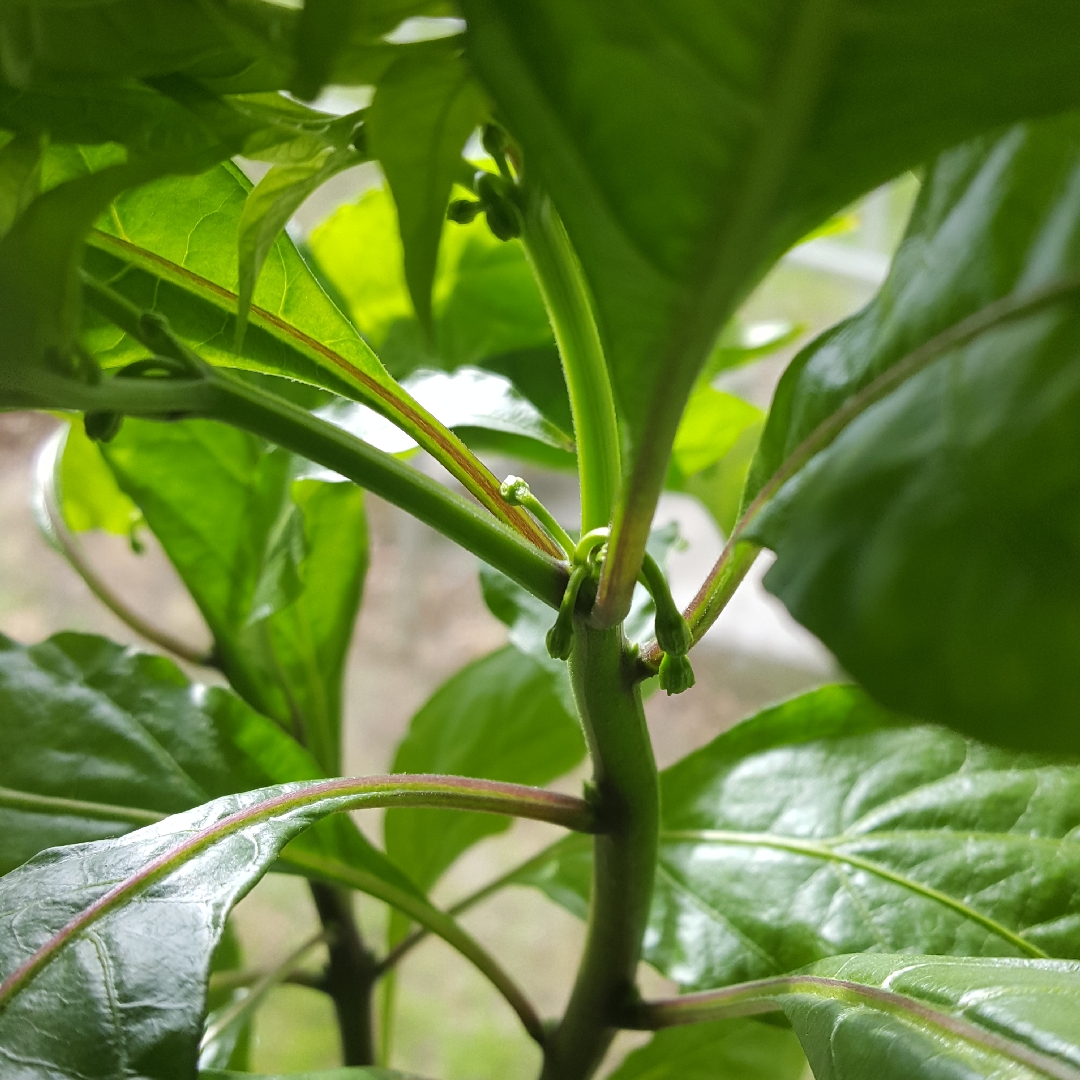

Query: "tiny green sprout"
left=659, top=652, right=696, bottom=695
left=500, top=475, right=575, bottom=558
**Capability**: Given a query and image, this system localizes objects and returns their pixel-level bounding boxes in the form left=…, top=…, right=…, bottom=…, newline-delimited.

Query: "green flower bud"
left=659, top=652, right=695, bottom=695
left=546, top=611, right=575, bottom=661
left=481, top=123, right=508, bottom=162
left=447, top=198, right=482, bottom=225
left=655, top=605, right=692, bottom=658
left=500, top=474, right=531, bottom=504
left=84, top=410, right=124, bottom=443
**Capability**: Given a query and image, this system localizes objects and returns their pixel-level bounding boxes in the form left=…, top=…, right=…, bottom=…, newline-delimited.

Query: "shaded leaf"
left=748, top=115, right=1080, bottom=754
left=384, top=645, right=585, bottom=894
left=460, top=0, right=1080, bottom=592
left=0, top=129, right=42, bottom=237
left=366, top=42, right=487, bottom=330
left=97, top=418, right=367, bottom=775
left=55, top=416, right=142, bottom=536
left=203, top=1071, right=423, bottom=1079
left=517, top=685, right=1080, bottom=991
left=607, top=1019, right=805, bottom=1080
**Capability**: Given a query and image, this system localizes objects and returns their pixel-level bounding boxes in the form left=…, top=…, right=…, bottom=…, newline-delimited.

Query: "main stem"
left=310, top=883, right=379, bottom=1066
left=520, top=188, right=621, bottom=533
left=541, top=624, right=658, bottom=1080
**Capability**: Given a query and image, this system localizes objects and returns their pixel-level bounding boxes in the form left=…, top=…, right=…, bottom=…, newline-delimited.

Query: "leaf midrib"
left=661, top=828, right=1049, bottom=958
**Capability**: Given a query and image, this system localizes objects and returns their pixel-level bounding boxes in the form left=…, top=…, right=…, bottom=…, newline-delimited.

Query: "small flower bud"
left=500, top=475, right=531, bottom=504
left=84, top=411, right=124, bottom=444
left=659, top=652, right=695, bottom=695
left=546, top=612, right=574, bottom=661
left=447, top=198, right=482, bottom=224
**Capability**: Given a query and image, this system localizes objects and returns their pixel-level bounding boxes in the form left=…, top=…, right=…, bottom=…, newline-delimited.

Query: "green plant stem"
left=205, top=370, right=567, bottom=608
left=541, top=624, right=658, bottom=1080
left=310, top=883, right=380, bottom=1066
left=34, top=429, right=216, bottom=667
left=520, top=187, right=621, bottom=534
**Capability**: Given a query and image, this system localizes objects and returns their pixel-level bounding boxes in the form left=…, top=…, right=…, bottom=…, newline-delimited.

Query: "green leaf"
left=0, top=130, right=42, bottom=237
left=517, top=685, right=1080, bottom=991
left=201, top=925, right=253, bottom=1071
left=96, top=418, right=367, bottom=775
left=670, top=386, right=763, bottom=479
left=308, top=185, right=568, bottom=430
left=236, top=147, right=364, bottom=344
left=607, top=1019, right=805, bottom=1080
left=0, top=776, right=494, bottom=1075
left=291, top=0, right=359, bottom=101
left=747, top=115, right=1080, bottom=754
left=203, top=1070, right=424, bottom=1079
left=54, top=416, right=142, bottom=536
left=642, top=954, right=1080, bottom=1080
left=385, top=645, right=585, bottom=894
left=367, top=42, right=488, bottom=331
left=460, top=0, right=1080, bottom=585
left=0, top=0, right=292, bottom=89
left=80, top=163, right=551, bottom=545
left=0, top=630, right=408, bottom=899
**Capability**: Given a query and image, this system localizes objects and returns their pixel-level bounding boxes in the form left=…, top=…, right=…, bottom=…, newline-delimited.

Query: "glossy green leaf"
left=384, top=645, right=585, bottom=893
left=367, top=42, right=487, bottom=331
left=236, top=147, right=364, bottom=344
left=0, top=769, right=571, bottom=1076
left=607, top=1019, right=805, bottom=1080
left=93, top=418, right=367, bottom=775
left=200, top=925, right=252, bottom=1072
left=517, top=685, right=1080, bottom=991
left=460, top=0, right=1080, bottom=594
left=642, top=954, right=1080, bottom=1080
left=0, top=630, right=411, bottom=900
left=748, top=115, right=1080, bottom=754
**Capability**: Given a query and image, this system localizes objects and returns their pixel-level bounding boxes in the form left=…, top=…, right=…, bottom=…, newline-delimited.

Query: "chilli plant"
left=4, top=2, right=1080, bottom=1079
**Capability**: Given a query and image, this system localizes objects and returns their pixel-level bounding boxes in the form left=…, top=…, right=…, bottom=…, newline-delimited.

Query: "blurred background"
left=0, top=163, right=916, bottom=1076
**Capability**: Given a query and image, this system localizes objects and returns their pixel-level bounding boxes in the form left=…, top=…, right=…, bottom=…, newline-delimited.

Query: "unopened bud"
left=659, top=652, right=695, bottom=695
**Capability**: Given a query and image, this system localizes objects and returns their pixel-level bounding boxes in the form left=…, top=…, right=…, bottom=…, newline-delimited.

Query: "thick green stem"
left=310, top=883, right=379, bottom=1066
left=521, top=188, right=621, bottom=533
left=541, top=624, right=658, bottom=1080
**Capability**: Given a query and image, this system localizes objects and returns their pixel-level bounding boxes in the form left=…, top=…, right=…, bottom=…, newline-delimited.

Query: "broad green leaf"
left=236, top=147, right=364, bottom=343
left=646, top=954, right=1080, bottom=1080
left=96, top=418, right=367, bottom=775
left=670, top=386, right=763, bottom=479
left=0, top=774, right=528, bottom=1076
left=607, top=1019, right=805, bottom=1080
left=384, top=645, right=585, bottom=893
left=517, top=685, right=1080, bottom=991
left=0, top=0, right=292, bottom=89
left=460, top=0, right=1080, bottom=592
left=291, top=0, right=360, bottom=101
left=0, top=129, right=42, bottom=237
left=366, top=41, right=488, bottom=331
left=747, top=115, right=1080, bottom=754
left=55, top=420, right=141, bottom=536
left=80, top=163, right=549, bottom=544
left=0, top=630, right=411, bottom=899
